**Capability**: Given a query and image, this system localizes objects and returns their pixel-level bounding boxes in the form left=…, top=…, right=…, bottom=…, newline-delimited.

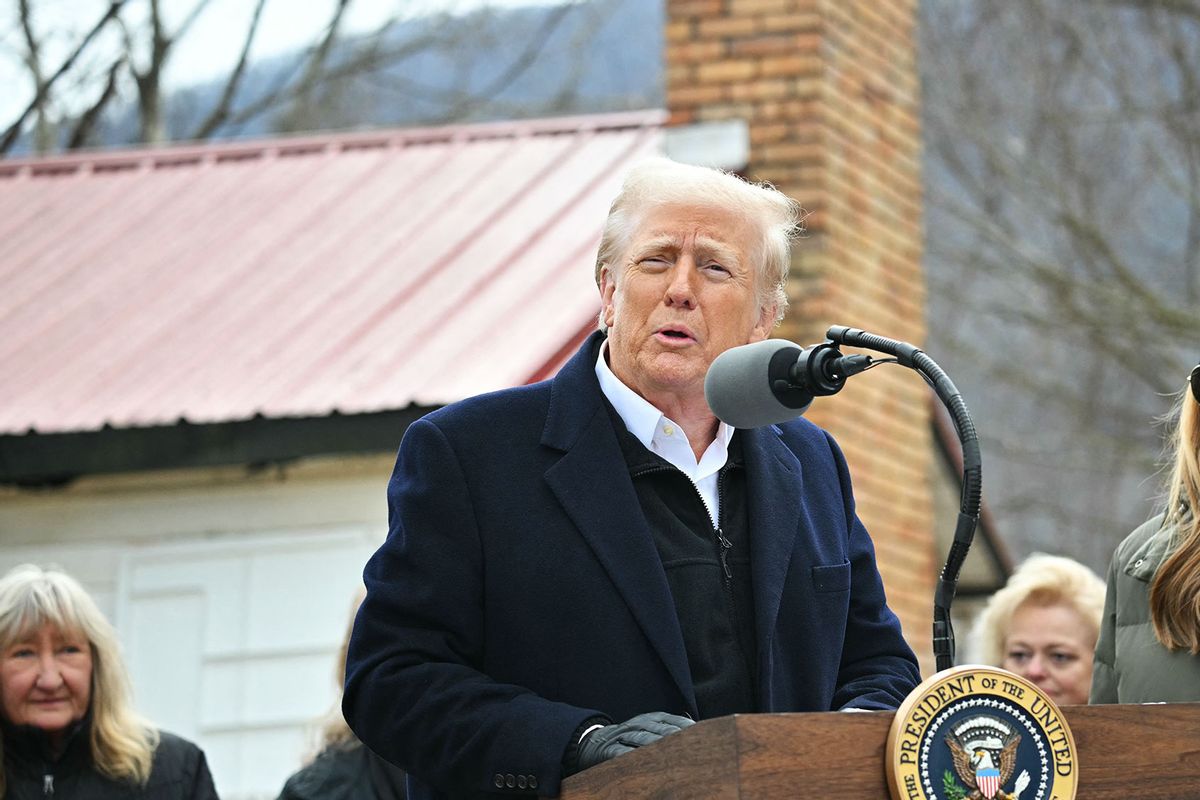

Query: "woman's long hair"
left=315, top=587, right=367, bottom=753
left=1150, top=387, right=1200, bottom=652
left=0, top=565, right=158, bottom=794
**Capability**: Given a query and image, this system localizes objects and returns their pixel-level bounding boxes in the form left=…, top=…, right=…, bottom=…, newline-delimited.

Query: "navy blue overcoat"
left=344, top=332, right=920, bottom=799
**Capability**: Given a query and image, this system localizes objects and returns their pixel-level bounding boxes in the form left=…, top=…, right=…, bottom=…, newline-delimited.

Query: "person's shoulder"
left=772, top=414, right=824, bottom=438
left=1115, top=513, right=1169, bottom=561
left=151, top=729, right=216, bottom=777
left=153, top=729, right=205, bottom=761
left=772, top=415, right=839, bottom=454
left=416, top=380, right=555, bottom=436
left=277, top=743, right=371, bottom=800
left=418, top=332, right=603, bottom=436
left=146, top=729, right=216, bottom=792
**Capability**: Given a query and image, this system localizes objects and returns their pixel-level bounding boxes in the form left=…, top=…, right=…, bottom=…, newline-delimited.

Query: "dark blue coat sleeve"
left=342, top=417, right=600, bottom=797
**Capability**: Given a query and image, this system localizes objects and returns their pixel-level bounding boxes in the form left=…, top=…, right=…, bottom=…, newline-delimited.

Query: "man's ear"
left=749, top=301, right=777, bottom=343
left=599, top=265, right=617, bottom=329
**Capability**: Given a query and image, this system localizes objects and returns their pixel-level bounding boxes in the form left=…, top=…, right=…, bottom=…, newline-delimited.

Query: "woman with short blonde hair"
left=971, top=553, right=1105, bottom=706
left=0, top=564, right=218, bottom=798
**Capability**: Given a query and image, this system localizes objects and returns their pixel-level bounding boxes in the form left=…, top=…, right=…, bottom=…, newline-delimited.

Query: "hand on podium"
left=568, top=711, right=694, bottom=774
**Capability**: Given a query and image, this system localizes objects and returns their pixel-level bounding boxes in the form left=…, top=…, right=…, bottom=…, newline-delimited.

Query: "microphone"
left=704, top=339, right=872, bottom=428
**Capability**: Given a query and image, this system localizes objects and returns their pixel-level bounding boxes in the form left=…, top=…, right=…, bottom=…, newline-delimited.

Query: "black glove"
left=569, top=711, right=694, bottom=774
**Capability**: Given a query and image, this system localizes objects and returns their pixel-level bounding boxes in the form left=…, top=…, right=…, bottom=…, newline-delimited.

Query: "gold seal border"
left=885, top=665, right=1078, bottom=800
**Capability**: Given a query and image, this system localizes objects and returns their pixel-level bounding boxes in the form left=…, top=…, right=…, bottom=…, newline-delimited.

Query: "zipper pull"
left=43, top=774, right=54, bottom=795
left=717, top=530, right=733, bottom=579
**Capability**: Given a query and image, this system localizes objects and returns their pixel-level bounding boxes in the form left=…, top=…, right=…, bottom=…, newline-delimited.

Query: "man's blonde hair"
left=594, top=157, right=803, bottom=331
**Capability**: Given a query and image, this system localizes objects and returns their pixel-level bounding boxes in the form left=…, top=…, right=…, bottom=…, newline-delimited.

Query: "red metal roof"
left=0, top=111, right=665, bottom=435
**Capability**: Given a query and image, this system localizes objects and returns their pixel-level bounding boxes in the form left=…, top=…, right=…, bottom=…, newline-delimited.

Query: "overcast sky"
left=1, top=0, right=571, bottom=125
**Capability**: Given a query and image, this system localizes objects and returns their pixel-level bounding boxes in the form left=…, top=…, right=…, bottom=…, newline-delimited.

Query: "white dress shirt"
left=595, top=343, right=733, bottom=526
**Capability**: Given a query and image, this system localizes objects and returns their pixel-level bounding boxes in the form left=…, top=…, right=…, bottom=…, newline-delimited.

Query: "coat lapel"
left=540, top=333, right=697, bottom=715
left=741, top=424, right=807, bottom=679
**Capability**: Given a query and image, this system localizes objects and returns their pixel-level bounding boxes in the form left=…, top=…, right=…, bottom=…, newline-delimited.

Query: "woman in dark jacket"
left=275, top=590, right=405, bottom=800
left=1091, top=365, right=1200, bottom=703
left=0, top=564, right=219, bottom=798
left=275, top=739, right=406, bottom=800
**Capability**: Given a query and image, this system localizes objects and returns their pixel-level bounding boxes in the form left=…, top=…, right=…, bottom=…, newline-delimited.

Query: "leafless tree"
left=920, top=0, right=1200, bottom=569
left=3, top=0, right=128, bottom=152
left=2, top=0, right=636, bottom=156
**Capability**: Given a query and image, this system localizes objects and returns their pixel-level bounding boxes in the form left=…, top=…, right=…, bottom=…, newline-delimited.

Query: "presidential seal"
left=886, top=665, right=1077, bottom=800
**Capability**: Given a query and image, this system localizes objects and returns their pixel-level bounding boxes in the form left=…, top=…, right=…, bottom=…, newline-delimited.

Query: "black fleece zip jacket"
left=2, top=717, right=219, bottom=799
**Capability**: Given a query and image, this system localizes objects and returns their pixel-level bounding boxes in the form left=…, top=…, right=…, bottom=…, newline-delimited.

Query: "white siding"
left=0, top=455, right=393, bottom=800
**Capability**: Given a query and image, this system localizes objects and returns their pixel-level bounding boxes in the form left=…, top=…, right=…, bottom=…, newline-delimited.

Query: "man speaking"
left=343, top=158, right=920, bottom=799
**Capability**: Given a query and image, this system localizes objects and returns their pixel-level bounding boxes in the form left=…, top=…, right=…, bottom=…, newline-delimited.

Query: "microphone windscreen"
left=705, top=339, right=812, bottom=428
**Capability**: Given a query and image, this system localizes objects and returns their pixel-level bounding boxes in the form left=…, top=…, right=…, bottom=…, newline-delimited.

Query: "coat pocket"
left=811, top=560, right=851, bottom=593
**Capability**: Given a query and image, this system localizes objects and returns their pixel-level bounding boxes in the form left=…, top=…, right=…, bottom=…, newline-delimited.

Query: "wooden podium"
left=560, top=703, right=1200, bottom=798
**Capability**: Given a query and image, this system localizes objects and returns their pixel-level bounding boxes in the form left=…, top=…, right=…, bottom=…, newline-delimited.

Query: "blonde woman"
left=0, top=564, right=218, bottom=798
left=971, top=554, right=1106, bottom=706
left=1091, top=367, right=1200, bottom=702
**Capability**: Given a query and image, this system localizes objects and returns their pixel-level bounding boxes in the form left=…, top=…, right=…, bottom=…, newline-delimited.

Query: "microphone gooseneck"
left=826, top=325, right=981, bottom=674
left=705, top=326, right=981, bottom=674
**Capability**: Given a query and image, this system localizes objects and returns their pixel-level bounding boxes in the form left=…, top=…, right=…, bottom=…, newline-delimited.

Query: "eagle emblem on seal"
left=944, top=715, right=1032, bottom=800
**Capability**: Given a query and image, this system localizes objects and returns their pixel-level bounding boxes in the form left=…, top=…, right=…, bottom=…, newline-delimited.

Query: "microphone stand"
left=823, top=325, right=981, bottom=674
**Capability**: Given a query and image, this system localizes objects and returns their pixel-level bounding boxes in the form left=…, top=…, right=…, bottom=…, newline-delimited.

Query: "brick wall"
left=667, top=0, right=936, bottom=675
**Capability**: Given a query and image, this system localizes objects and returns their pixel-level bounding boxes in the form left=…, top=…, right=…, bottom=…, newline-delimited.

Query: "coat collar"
left=540, top=331, right=609, bottom=453
left=541, top=331, right=697, bottom=715
left=1, top=712, right=92, bottom=772
left=1124, top=512, right=1185, bottom=583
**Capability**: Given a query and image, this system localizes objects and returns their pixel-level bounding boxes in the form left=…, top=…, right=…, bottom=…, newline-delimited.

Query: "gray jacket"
left=1091, top=513, right=1200, bottom=703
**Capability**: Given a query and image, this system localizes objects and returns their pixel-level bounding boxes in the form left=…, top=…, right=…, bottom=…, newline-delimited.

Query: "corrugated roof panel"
left=98, top=149, right=405, bottom=426
left=396, top=136, right=658, bottom=407
left=261, top=137, right=579, bottom=405
left=318, top=127, right=653, bottom=408
left=12, top=153, right=357, bottom=429
left=0, top=112, right=665, bottom=434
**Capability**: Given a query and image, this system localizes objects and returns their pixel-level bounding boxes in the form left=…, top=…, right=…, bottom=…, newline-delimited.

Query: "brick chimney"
left=666, top=0, right=936, bottom=673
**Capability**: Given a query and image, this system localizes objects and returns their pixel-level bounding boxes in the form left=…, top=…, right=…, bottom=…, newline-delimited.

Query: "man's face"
left=600, top=202, right=775, bottom=405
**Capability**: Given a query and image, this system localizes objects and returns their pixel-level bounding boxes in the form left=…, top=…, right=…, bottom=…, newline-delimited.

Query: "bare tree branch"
left=1086, top=0, right=1200, bottom=22
left=189, top=0, right=268, bottom=140
left=129, top=0, right=218, bottom=143
left=131, top=0, right=169, bottom=142
left=430, top=2, right=575, bottom=123
left=175, top=0, right=217, bottom=42
left=1, top=0, right=128, bottom=154
left=67, top=56, right=125, bottom=149
left=921, top=0, right=1200, bottom=563
left=17, top=0, right=53, bottom=152
left=219, top=17, right=451, bottom=132
left=4, top=0, right=620, bottom=156
left=276, top=0, right=353, bottom=133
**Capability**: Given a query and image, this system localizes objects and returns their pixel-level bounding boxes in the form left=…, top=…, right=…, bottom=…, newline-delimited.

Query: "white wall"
left=0, top=454, right=394, bottom=800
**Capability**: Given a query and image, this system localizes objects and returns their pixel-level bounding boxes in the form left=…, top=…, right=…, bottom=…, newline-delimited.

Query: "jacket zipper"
left=714, top=469, right=732, bottom=584
left=43, top=773, right=54, bottom=796
left=632, top=459, right=755, bottom=698
left=630, top=463, right=733, bottom=585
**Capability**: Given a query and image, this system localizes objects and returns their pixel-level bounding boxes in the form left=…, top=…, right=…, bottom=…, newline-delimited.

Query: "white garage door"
left=117, top=529, right=379, bottom=800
